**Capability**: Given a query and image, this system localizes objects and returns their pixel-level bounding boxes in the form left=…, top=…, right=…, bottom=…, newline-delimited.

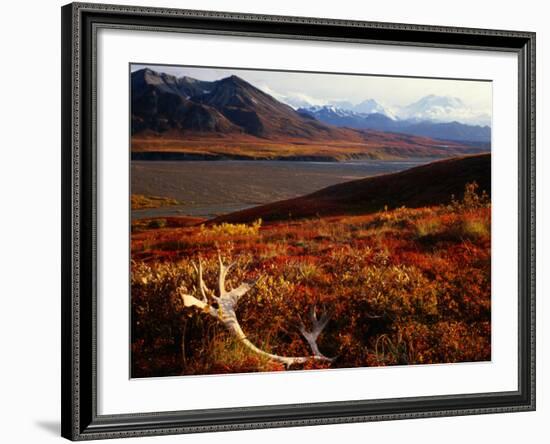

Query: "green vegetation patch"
left=131, top=194, right=181, bottom=210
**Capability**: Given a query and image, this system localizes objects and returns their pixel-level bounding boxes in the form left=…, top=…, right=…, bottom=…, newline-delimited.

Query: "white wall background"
left=0, top=0, right=545, bottom=442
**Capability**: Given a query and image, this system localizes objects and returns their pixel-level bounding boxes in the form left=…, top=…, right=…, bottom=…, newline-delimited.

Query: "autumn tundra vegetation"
left=130, top=68, right=492, bottom=377
left=130, top=157, right=491, bottom=377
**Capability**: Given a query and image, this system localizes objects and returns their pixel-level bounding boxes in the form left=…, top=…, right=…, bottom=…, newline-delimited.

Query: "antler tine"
left=298, top=305, right=333, bottom=361
left=316, top=306, right=331, bottom=332
left=217, top=252, right=236, bottom=296
left=309, top=305, right=318, bottom=323
left=190, top=258, right=208, bottom=303
left=306, top=305, right=330, bottom=335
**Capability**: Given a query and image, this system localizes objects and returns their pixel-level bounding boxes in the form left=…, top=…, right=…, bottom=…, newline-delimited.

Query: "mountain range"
left=131, top=68, right=490, bottom=160
left=132, top=68, right=361, bottom=141
left=297, top=105, right=491, bottom=143
left=285, top=94, right=490, bottom=126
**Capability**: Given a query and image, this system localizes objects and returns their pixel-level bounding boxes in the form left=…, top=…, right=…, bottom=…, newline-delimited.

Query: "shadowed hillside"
left=211, top=154, right=490, bottom=224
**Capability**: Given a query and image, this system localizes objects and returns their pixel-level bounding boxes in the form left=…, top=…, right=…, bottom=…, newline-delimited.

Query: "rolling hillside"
left=210, top=153, right=490, bottom=223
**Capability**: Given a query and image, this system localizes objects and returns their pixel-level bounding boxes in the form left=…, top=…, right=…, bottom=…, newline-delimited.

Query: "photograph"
left=57, top=2, right=537, bottom=440
left=130, top=64, right=492, bottom=378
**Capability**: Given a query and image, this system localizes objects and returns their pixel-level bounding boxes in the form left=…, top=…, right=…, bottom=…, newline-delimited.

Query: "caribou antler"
left=299, top=305, right=332, bottom=361
left=179, top=254, right=333, bottom=367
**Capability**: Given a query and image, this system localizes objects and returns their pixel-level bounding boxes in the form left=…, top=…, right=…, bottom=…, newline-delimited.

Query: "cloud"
left=257, top=84, right=326, bottom=109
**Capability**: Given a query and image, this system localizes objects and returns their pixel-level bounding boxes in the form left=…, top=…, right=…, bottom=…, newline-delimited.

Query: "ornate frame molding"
left=61, top=2, right=535, bottom=440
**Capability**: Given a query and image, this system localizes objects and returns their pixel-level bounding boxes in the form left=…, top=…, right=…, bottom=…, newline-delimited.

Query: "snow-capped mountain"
left=279, top=95, right=396, bottom=119
left=299, top=101, right=491, bottom=143
left=302, top=105, right=364, bottom=118
left=276, top=94, right=321, bottom=109
left=259, top=89, right=326, bottom=110
left=398, top=95, right=491, bottom=126
left=260, top=88, right=490, bottom=127
left=327, top=100, right=355, bottom=110
left=297, top=105, right=398, bottom=133
left=353, top=99, right=396, bottom=118
left=324, top=99, right=396, bottom=118
left=301, top=99, right=395, bottom=118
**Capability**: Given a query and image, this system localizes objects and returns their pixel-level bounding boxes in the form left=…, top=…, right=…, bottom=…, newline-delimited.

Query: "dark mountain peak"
left=133, top=67, right=176, bottom=83
left=132, top=67, right=156, bottom=81
left=131, top=68, right=182, bottom=101
left=131, top=69, right=361, bottom=140
left=175, top=76, right=214, bottom=98
left=133, top=67, right=156, bottom=75
left=179, top=75, right=199, bottom=83
left=131, top=68, right=184, bottom=98
left=184, top=74, right=351, bottom=139
left=132, top=69, right=210, bottom=95
left=210, top=75, right=257, bottom=94
left=198, top=75, right=268, bottom=111
left=220, top=74, right=248, bottom=84
left=214, top=75, right=266, bottom=96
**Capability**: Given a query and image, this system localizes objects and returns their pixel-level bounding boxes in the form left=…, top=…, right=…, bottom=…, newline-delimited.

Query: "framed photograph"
left=61, top=2, right=535, bottom=440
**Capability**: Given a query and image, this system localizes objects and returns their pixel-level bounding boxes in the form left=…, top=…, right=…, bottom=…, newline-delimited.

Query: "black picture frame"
left=61, top=2, right=536, bottom=440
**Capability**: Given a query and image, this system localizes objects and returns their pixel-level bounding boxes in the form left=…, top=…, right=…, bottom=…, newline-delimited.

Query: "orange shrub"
left=131, top=184, right=491, bottom=376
